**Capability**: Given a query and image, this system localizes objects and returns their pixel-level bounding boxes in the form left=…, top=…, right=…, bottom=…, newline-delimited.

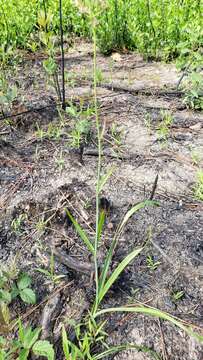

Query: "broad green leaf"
left=32, top=340, right=55, bottom=360
left=65, top=209, right=94, bottom=255
left=180, top=48, right=190, bottom=55
left=19, top=288, right=36, bottom=305
left=0, top=276, right=6, bottom=288
left=98, top=247, right=142, bottom=302
left=95, top=306, right=203, bottom=343
left=17, top=274, right=31, bottom=290
left=0, top=290, right=11, bottom=304
left=98, top=237, right=116, bottom=301
left=11, top=284, right=20, bottom=300
left=0, top=336, right=6, bottom=346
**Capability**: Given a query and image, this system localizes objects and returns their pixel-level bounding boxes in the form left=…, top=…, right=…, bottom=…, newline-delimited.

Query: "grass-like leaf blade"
left=62, top=325, right=70, bottom=360
left=65, top=208, right=94, bottom=255
left=94, top=343, right=161, bottom=360
left=97, top=210, right=105, bottom=243
left=116, top=200, right=158, bottom=238
left=98, top=201, right=156, bottom=304
left=95, top=306, right=203, bottom=343
left=98, top=247, right=142, bottom=302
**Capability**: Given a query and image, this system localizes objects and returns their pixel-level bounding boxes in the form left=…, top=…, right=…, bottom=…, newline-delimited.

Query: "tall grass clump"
left=95, top=0, right=202, bottom=59
left=59, top=1, right=203, bottom=358
left=96, top=0, right=135, bottom=55
left=0, top=0, right=89, bottom=59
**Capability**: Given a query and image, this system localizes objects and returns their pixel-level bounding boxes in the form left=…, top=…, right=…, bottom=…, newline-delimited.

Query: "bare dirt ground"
left=0, top=40, right=203, bottom=359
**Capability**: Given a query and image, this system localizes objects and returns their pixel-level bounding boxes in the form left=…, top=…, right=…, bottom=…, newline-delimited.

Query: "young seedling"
left=11, top=214, right=27, bottom=235
left=38, top=7, right=63, bottom=104
left=65, top=71, right=76, bottom=88
left=35, top=123, right=46, bottom=141
left=146, top=255, right=161, bottom=271
left=127, top=69, right=133, bottom=85
left=35, top=219, right=47, bottom=233
left=107, top=123, right=125, bottom=157
left=35, top=252, right=65, bottom=285
left=110, top=123, right=122, bottom=146
left=194, top=170, right=203, bottom=201
left=127, top=287, right=140, bottom=304
left=69, top=119, right=91, bottom=149
left=95, top=68, right=104, bottom=83
left=157, top=110, right=173, bottom=146
left=171, top=290, right=185, bottom=303
left=47, top=122, right=62, bottom=140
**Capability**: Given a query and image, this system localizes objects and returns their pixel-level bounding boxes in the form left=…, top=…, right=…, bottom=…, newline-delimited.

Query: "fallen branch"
left=0, top=103, right=58, bottom=122
left=83, top=148, right=132, bottom=161
left=50, top=248, right=94, bottom=275
left=41, top=293, right=61, bottom=340
left=99, top=82, right=183, bottom=98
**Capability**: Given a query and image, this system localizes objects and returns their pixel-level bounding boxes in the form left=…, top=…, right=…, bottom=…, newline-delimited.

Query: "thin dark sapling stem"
left=149, top=174, right=159, bottom=200
left=59, top=0, right=66, bottom=110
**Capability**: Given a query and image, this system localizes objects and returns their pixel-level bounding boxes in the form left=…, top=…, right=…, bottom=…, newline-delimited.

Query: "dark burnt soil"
left=0, top=41, right=203, bottom=359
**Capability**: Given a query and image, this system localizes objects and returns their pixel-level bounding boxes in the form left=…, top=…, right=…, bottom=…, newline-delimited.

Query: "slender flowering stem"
left=90, top=12, right=102, bottom=314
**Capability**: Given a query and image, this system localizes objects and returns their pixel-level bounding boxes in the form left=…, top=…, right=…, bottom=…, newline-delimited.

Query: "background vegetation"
left=0, top=0, right=202, bottom=60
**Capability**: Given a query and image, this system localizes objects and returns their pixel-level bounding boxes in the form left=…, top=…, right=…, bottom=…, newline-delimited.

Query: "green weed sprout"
left=35, top=252, right=65, bottom=285
left=194, top=170, right=203, bottom=201
left=0, top=320, right=54, bottom=360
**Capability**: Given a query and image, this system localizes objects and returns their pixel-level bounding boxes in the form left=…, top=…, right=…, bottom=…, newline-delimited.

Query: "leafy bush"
left=183, top=72, right=203, bottom=110
left=0, top=0, right=202, bottom=60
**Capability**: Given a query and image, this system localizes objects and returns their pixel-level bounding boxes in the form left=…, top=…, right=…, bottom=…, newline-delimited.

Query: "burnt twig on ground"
left=149, top=174, right=159, bottom=200
left=50, top=248, right=94, bottom=275
left=99, top=82, right=183, bottom=98
left=41, top=293, right=61, bottom=340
